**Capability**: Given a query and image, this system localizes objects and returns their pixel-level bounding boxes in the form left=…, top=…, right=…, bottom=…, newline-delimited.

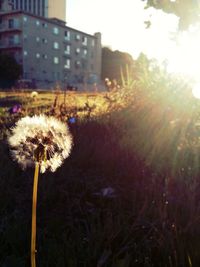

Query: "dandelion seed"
left=8, top=114, right=73, bottom=173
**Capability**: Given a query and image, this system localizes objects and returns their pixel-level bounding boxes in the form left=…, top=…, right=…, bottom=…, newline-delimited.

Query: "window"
left=36, top=20, right=40, bottom=26
left=8, top=18, right=19, bottom=29
left=28, top=0, right=31, bottom=12
left=54, top=57, right=59, bottom=64
left=33, top=1, right=36, bottom=14
left=53, top=42, right=59, bottom=49
left=42, top=23, right=47, bottom=28
left=91, top=39, right=95, bottom=46
left=75, top=60, right=81, bottom=68
left=24, top=0, right=27, bottom=10
left=38, top=0, right=41, bottom=15
left=76, top=48, right=80, bottom=54
left=16, top=0, right=19, bottom=9
left=36, top=37, right=40, bottom=42
left=23, top=16, right=27, bottom=22
left=24, top=51, right=28, bottom=56
left=9, top=34, right=20, bottom=45
left=64, top=59, right=70, bottom=69
left=42, top=38, right=47, bottom=44
left=8, top=19, right=14, bottom=29
left=64, top=30, right=70, bottom=41
left=24, top=72, right=28, bottom=79
left=75, top=34, right=80, bottom=40
left=36, top=53, right=40, bottom=58
left=53, top=27, right=59, bottom=35
left=82, top=60, right=88, bottom=70
left=83, top=49, right=88, bottom=56
left=13, top=34, right=20, bottom=44
left=64, top=45, right=70, bottom=55
left=42, top=0, right=45, bottom=16
left=9, top=35, right=14, bottom=45
left=82, top=36, right=87, bottom=45
left=42, top=54, right=48, bottom=59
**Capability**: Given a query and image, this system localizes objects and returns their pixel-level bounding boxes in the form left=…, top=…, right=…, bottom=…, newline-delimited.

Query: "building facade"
left=0, top=3, right=102, bottom=89
left=1, top=0, right=66, bottom=21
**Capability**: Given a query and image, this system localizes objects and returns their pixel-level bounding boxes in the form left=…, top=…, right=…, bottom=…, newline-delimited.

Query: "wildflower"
left=8, top=114, right=73, bottom=173
left=8, top=104, right=22, bottom=114
left=31, top=91, right=38, bottom=98
left=69, top=117, right=76, bottom=124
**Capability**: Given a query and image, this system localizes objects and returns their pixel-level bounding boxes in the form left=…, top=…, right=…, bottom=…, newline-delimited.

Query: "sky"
left=66, top=0, right=200, bottom=79
left=66, top=0, right=178, bottom=60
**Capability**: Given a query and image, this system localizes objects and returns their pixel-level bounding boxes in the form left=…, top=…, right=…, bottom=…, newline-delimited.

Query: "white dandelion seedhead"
left=31, top=91, right=38, bottom=98
left=8, top=115, right=73, bottom=173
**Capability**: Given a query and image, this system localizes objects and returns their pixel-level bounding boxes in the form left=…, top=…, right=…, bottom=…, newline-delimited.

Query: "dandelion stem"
left=31, top=162, right=39, bottom=267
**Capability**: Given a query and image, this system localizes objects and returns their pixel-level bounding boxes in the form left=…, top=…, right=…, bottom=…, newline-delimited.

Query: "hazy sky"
left=67, top=0, right=200, bottom=78
left=66, top=0, right=179, bottom=60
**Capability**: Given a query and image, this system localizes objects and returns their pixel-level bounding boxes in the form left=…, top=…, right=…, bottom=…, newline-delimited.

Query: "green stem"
left=31, top=162, right=39, bottom=267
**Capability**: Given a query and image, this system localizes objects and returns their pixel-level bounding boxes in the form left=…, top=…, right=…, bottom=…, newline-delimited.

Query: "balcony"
left=0, top=42, right=22, bottom=49
left=63, top=51, right=70, bottom=58
left=0, top=25, right=22, bottom=33
left=63, top=40, right=71, bottom=45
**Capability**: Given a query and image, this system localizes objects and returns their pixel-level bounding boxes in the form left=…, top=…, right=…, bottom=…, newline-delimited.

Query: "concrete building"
left=1, top=0, right=66, bottom=21
left=48, top=0, right=66, bottom=22
left=0, top=1, right=102, bottom=89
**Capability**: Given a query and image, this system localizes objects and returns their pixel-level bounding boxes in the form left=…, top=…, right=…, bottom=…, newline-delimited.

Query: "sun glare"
left=192, top=83, right=200, bottom=99
left=167, top=26, right=200, bottom=78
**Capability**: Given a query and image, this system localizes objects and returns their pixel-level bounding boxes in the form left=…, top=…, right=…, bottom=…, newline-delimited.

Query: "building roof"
left=0, top=10, right=99, bottom=38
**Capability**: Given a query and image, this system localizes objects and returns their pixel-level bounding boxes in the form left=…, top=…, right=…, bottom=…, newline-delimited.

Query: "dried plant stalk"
left=31, top=162, right=39, bottom=267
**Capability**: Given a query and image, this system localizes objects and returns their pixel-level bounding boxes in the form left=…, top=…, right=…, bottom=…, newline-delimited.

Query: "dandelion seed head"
left=31, top=91, right=38, bottom=98
left=8, top=115, right=73, bottom=173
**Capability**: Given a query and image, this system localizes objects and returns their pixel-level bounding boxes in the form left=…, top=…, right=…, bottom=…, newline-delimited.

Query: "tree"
left=0, top=53, right=22, bottom=88
left=142, top=0, right=200, bottom=30
left=101, top=47, right=134, bottom=82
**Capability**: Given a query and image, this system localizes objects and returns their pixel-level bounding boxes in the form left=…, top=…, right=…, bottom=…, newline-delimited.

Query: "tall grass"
left=1, top=69, right=200, bottom=266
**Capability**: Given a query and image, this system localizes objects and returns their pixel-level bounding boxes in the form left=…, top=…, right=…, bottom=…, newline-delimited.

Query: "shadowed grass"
left=1, top=73, right=200, bottom=266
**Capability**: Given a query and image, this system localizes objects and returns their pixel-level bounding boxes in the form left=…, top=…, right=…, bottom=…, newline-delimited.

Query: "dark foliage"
left=0, top=53, right=22, bottom=88
left=101, top=47, right=134, bottom=82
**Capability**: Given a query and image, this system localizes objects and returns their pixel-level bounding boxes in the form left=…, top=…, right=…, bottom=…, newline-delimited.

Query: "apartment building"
left=0, top=1, right=102, bottom=89
left=1, top=0, right=66, bottom=21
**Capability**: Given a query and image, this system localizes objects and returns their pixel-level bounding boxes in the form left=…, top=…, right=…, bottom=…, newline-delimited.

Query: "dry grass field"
left=2, top=78, right=200, bottom=266
left=0, top=90, right=106, bottom=111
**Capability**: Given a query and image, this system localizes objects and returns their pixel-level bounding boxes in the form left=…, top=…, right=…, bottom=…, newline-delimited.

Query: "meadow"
left=1, top=70, right=200, bottom=266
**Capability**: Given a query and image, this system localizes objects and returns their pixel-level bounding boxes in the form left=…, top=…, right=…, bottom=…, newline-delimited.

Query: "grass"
left=1, top=80, right=200, bottom=266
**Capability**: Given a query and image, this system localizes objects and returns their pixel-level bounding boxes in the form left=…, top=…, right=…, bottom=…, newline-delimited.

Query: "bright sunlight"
left=167, top=25, right=200, bottom=79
